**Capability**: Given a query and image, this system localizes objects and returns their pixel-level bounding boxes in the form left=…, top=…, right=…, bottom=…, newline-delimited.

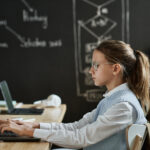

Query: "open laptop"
left=0, top=131, right=41, bottom=142
left=0, top=80, right=44, bottom=115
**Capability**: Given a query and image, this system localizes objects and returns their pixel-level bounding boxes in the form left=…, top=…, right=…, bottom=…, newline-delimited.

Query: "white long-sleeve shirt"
left=33, top=83, right=137, bottom=149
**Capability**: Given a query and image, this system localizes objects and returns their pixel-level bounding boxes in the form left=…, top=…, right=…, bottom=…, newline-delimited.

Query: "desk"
left=0, top=104, right=67, bottom=150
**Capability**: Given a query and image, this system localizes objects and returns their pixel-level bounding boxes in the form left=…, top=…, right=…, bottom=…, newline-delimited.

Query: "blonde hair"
left=96, top=40, right=150, bottom=115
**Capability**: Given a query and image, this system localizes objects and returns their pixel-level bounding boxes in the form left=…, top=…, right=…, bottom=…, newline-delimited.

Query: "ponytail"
left=127, top=50, right=150, bottom=115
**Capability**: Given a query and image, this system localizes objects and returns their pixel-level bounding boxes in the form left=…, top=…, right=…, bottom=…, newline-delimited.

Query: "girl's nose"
left=89, top=67, right=93, bottom=74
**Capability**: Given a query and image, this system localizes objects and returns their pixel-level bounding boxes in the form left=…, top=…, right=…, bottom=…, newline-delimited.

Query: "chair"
left=126, top=124, right=147, bottom=150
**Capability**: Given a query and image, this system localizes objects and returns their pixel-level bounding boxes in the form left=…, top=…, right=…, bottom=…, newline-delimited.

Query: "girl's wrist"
left=24, top=128, right=35, bottom=137
left=33, top=123, right=40, bottom=128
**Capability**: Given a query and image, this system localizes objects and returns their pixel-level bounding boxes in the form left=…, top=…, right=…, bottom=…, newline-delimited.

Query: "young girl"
left=0, top=40, right=149, bottom=150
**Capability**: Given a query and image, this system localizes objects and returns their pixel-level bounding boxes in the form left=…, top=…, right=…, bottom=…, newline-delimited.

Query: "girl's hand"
left=12, top=120, right=40, bottom=128
left=0, top=119, right=34, bottom=137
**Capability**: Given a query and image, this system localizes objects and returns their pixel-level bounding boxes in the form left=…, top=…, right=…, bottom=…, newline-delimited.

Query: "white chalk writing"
left=20, top=37, right=47, bottom=48
left=20, top=38, right=62, bottom=48
left=0, top=43, right=8, bottom=48
left=23, top=9, right=48, bottom=29
left=49, top=40, right=62, bottom=48
left=0, top=20, right=7, bottom=26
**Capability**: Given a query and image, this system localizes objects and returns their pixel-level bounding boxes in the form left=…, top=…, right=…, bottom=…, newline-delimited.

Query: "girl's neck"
left=106, top=79, right=125, bottom=92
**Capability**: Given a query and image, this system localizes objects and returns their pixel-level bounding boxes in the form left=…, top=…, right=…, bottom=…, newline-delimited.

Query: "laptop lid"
left=0, top=80, right=14, bottom=113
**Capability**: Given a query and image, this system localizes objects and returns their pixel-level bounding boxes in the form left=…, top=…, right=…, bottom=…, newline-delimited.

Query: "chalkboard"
left=0, top=0, right=150, bottom=122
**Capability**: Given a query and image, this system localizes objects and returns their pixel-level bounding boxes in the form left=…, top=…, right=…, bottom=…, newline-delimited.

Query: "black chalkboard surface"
left=0, top=0, right=150, bottom=122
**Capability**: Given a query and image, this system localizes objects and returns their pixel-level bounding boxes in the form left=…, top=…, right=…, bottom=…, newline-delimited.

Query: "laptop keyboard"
left=11, top=108, right=44, bottom=115
left=0, top=131, right=41, bottom=142
left=0, top=131, right=18, bottom=137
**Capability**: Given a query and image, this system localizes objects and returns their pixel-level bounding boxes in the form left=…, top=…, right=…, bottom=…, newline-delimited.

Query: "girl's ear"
left=112, top=64, right=121, bottom=75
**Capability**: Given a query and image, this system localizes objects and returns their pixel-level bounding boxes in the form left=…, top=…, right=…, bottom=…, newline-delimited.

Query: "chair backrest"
left=126, top=124, right=147, bottom=150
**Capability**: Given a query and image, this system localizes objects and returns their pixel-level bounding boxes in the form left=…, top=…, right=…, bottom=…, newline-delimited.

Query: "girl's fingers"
left=11, top=120, right=23, bottom=125
left=0, top=124, right=8, bottom=130
left=0, top=119, right=8, bottom=124
left=0, top=121, right=15, bottom=132
left=1, top=126, right=11, bottom=134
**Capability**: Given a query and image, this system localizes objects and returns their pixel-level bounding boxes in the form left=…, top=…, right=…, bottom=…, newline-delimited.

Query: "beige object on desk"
left=0, top=104, right=67, bottom=150
left=33, top=94, right=62, bottom=108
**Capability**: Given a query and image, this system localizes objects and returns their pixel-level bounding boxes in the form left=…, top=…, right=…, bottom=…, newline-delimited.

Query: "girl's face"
left=89, top=50, right=114, bottom=87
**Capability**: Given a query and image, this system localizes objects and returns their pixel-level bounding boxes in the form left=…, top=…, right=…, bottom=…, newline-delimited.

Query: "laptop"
left=0, top=80, right=44, bottom=115
left=0, top=131, right=41, bottom=142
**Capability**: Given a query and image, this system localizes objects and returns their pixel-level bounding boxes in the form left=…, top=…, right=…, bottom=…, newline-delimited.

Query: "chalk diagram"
left=0, top=0, right=62, bottom=48
left=73, top=0, right=130, bottom=102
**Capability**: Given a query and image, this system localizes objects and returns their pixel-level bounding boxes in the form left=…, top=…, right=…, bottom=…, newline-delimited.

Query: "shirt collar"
left=103, top=83, right=129, bottom=98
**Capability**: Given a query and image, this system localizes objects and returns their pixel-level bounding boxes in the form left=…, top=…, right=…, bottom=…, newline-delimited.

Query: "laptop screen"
left=0, top=80, right=14, bottom=112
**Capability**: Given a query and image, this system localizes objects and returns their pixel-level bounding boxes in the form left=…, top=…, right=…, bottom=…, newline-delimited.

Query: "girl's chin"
left=94, top=82, right=104, bottom=87
left=94, top=82, right=99, bottom=86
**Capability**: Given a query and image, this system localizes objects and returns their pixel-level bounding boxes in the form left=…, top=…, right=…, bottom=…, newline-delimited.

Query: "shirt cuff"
left=33, top=129, right=50, bottom=139
left=40, top=122, right=51, bottom=129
